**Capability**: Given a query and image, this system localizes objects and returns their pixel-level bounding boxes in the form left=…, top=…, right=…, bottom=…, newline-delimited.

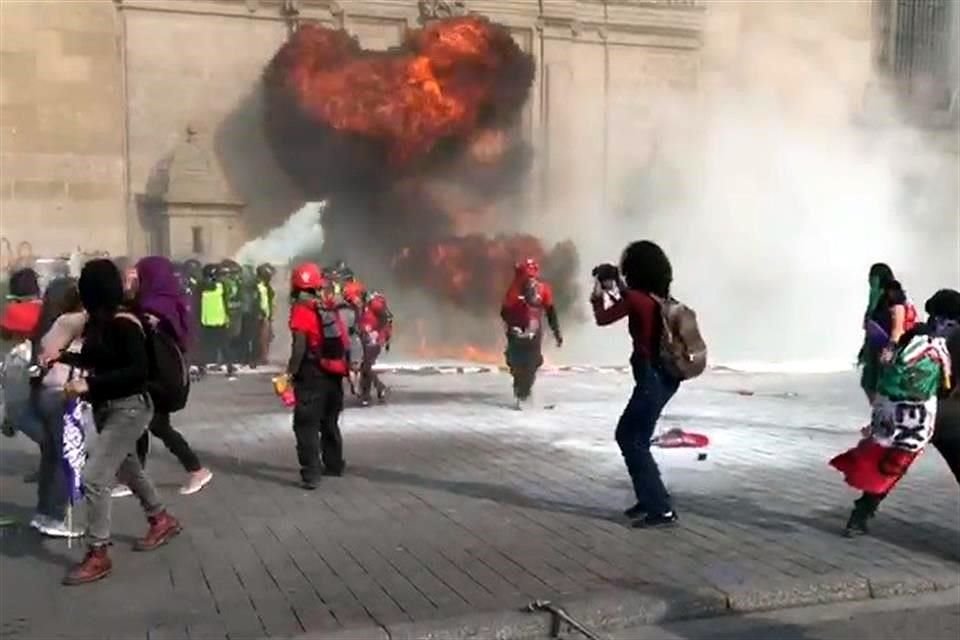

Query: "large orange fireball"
left=262, top=17, right=578, bottom=356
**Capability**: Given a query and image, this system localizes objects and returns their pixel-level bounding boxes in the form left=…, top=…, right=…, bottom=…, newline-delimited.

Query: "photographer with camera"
left=592, top=241, right=689, bottom=528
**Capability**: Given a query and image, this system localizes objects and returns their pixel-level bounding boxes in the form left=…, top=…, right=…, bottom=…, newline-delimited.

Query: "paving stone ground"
left=1, top=367, right=958, bottom=639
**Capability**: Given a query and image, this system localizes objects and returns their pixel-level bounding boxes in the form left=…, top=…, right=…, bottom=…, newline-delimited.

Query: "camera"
left=591, top=263, right=619, bottom=281
left=591, top=263, right=621, bottom=292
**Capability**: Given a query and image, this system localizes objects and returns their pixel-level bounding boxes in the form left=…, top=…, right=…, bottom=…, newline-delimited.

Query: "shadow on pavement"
left=346, top=463, right=625, bottom=523
left=0, top=501, right=73, bottom=569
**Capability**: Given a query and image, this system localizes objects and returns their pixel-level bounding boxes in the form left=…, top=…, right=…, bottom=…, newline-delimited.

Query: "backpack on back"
left=116, top=312, right=190, bottom=413
left=651, top=295, right=708, bottom=381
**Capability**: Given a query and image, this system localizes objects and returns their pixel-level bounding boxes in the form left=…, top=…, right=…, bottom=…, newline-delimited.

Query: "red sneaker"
left=133, top=511, right=182, bottom=552
left=63, top=546, right=112, bottom=586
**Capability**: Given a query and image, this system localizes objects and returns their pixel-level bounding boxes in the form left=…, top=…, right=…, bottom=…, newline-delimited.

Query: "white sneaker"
left=39, top=518, right=83, bottom=538
left=179, top=468, right=213, bottom=495
left=111, top=485, right=133, bottom=498
left=29, top=514, right=48, bottom=531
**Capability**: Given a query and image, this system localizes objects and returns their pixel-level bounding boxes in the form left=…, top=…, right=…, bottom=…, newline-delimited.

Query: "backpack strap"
left=114, top=311, right=144, bottom=334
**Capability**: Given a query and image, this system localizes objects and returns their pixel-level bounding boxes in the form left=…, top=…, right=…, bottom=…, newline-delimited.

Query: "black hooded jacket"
left=70, top=259, right=149, bottom=408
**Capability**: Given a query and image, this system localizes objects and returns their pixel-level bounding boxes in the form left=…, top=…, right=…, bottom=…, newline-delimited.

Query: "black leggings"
left=136, top=411, right=202, bottom=473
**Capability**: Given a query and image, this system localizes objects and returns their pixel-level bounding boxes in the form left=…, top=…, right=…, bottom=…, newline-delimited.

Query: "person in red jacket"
left=285, top=263, right=361, bottom=489
left=591, top=241, right=679, bottom=529
left=358, top=290, right=393, bottom=406
left=500, top=258, right=562, bottom=409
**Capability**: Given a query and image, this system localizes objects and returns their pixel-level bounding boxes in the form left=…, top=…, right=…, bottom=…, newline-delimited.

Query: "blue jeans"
left=32, top=387, right=69, bottom=521
left=615, top=357, right=679, bottom=515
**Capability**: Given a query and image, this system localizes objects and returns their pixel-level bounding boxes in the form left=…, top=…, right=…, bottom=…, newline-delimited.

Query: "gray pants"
left=84, top=394, right=163, bottom=545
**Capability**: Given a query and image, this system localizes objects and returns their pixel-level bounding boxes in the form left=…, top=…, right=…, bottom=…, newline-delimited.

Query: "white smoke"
left=234, top=201, right=326, bottom=265
left=550, top=1, right=959, bottom=371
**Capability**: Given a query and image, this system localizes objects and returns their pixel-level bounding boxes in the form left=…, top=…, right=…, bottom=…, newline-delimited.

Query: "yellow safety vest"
left=257, top=282, right=271, bottom=319
left=200, top=283, right=228, bottom=327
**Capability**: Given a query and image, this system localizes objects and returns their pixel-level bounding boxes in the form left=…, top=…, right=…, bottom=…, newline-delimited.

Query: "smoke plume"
left=262, top=17, right=578, bottom=356
left=558, top=1, right=959, bottom=370
left=234, top=201, right=326, bottom=266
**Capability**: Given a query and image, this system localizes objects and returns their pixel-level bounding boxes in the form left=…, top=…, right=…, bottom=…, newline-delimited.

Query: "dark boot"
left=63, top=546, right=112, bottom=585
left=844, top=495, right=877, bottom=538
left=624, top=502, right=649, bottom=519
left=134, top=511, right=182, bottom=551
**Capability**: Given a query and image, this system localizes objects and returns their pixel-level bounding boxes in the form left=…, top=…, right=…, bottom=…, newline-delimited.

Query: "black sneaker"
left=632, top=511, right=678, bottom=529
left=623, top=503, right=648, bottom=519
left=301, top=478, right=318, bottom=490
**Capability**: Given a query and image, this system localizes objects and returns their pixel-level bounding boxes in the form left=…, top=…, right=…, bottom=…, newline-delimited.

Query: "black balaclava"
left=79, top=258, right=124, bottom=317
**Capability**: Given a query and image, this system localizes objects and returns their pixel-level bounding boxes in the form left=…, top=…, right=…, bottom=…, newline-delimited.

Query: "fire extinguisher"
left=272, top=374, right=296, bottom=408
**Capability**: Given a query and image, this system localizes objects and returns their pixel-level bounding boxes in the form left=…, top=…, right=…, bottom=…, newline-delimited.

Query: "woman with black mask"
left=591, top=241, right=679, bottom=528
left=57, top=259, right=182, bottom=586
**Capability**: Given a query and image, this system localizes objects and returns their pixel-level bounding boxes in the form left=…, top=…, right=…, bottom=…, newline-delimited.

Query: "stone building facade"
left=1, top=0, right=955, bottom=270
left=1, top=0, right=706, bottom=266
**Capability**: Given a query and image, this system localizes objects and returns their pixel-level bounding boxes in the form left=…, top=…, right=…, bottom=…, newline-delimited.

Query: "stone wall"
left=1, top=0, right=704, bottom=266
left=0, top=0, right=126, bottom=268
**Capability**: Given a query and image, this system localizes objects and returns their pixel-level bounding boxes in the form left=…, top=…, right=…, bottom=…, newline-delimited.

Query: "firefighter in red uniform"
left=342, top=271, right=366, bottom=312
left=358, top=290, right=393, bottom=406
left=284, top=263, right=362, bottom=489
left=501, top=258, right=563, bottom=409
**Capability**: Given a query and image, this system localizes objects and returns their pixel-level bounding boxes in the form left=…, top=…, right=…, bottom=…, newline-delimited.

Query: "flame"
left=263, top=18, right=579, bottom=360
left=412, top=317, right=504, bottom=364
left=275, top=17, right=530, bottom=169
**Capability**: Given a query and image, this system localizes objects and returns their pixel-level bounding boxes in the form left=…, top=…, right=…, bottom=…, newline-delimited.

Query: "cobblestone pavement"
left=1, top=368, right=958, bottom=639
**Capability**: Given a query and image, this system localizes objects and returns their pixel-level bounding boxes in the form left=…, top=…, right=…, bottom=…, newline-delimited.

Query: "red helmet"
left=291, top=262, right=323, bottom=291
left=367, top=291, right=387, bottom=312
left=516, top=258, right=540, bottom=278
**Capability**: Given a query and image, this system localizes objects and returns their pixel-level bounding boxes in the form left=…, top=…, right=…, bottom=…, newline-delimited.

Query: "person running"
left=500, top=258, right=562, bottom=409
left=859, top=263, right=916, bottom=406
left=29, top=277, right=86, bottom=537
left=119, top=256, right=212, bottom=497
left=831, top=312, right=951, bottom=537
left=59, top=259, right=181, bottom=586
left=591, top=241, right=680, bottom=528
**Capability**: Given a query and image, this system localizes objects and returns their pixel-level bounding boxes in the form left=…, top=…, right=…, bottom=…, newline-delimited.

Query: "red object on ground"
left=652, top=428, right=710, bottom=448
left=830, top=439, right=918, bottom=495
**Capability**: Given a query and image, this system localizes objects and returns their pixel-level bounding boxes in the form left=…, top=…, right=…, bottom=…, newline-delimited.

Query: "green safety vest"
left=257, top=281, right=272, bottom=319
left=201, top=283, right=228, bottom=327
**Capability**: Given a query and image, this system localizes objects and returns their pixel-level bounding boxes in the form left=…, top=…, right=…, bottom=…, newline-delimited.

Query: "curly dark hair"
left=620, top=240, right=672, bottom=297
left=926, top=288, right=960, bottom=321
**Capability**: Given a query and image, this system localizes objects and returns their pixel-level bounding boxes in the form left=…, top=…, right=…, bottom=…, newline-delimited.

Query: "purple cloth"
left=136, top=256, right=192, bottom=351
left=864, top=318, right=890, bottom=350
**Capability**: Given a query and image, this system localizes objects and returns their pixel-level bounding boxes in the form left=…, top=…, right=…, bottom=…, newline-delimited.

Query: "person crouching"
left=284, top=263, right=361, bottom=490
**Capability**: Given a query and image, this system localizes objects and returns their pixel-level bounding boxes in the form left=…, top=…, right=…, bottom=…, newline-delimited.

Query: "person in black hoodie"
left=58, top=259, right=182, bottom=586
left=926, top=288, right=960, bottom=485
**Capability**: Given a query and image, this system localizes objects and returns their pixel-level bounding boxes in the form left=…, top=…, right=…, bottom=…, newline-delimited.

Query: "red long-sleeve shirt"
left=591, top=289, right=659, bottom=359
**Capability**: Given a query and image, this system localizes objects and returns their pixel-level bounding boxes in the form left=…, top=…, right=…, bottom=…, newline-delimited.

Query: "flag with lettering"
left=62, top=398, right=87, bottom=504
